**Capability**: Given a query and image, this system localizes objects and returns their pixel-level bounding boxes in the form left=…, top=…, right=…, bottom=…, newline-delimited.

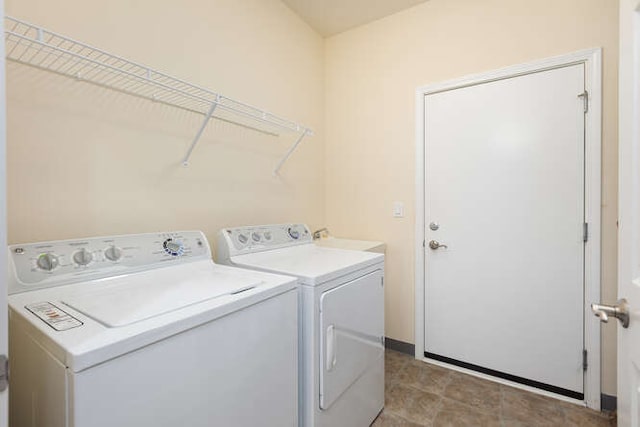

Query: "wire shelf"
left=4, top=16, right=313, bottom=171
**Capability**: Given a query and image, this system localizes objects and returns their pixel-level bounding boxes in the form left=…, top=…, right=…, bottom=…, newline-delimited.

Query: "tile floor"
left=375, top=349, right=616, bottom=427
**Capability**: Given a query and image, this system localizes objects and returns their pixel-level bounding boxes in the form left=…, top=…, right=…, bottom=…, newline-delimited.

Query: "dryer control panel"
left=8, top=231, right=211, bottom=294
left=217, top=224, right=312, bottom=260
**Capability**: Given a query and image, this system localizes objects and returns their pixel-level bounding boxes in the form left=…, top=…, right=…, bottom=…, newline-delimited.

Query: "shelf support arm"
left=273, top=129, right=310, bottom=175
left=182, top=100, right=219, bottom=167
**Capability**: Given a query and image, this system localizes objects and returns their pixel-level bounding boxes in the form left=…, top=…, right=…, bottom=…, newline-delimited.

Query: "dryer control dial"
left=288, top=227, right=300, bottom=240
left=252, top=232, right=262, bottom=242
left=237, top=233, right=249, bottom=245
left=37, top=253, right=59, bottom=271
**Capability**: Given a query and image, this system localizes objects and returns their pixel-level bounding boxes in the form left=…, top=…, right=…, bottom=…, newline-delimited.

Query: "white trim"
left=0, top=0, right=8, bottom=424
left=414, top=48, right=603, bottom=410
left=616, top=2, right=640, bottom=424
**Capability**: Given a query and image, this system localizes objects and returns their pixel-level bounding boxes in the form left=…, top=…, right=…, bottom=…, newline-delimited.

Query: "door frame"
left=617, top=1, right=640, bottom=424
left=0, top=0, right=8, bottom=424
left=414, top=48, right=602, bottom=409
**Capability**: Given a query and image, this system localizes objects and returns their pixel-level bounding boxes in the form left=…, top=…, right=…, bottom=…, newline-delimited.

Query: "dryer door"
left=319, top=269, right=384, bottom=410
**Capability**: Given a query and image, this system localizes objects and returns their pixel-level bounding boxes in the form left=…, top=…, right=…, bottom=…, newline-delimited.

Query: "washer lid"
left=8, top=260, right=297, bottom=372
left=229, top=244, right=383, bottom=285
left=62, top=266, right=261, bottom=327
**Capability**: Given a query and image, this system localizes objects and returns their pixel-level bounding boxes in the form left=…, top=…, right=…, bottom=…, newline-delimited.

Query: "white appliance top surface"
left=8, top=260, right=297, bottom=372
left=229, top=243, right=383, bottom=285
left=314, top=237, right=386, bottom=253
left=62, top=262, right=261, bottom=327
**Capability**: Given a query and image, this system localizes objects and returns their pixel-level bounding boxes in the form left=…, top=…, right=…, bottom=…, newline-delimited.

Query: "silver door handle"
left=591, top=299, right=629, bottom=328
left=428, top=240, right=448, bottom=250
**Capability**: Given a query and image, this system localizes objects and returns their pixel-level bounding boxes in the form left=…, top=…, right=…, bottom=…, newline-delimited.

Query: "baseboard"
left=601, top=394, right=616, bottom=412
left=385, top=337, right=415, bottom=355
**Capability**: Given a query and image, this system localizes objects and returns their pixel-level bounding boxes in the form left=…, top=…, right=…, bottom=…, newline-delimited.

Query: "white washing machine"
left=217, top=224, right=385, bottom=427
left=8, top=231, right=299, bottom=427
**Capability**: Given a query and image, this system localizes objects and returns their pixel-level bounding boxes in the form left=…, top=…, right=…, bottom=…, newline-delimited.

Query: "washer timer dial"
left=163, top=238, right=184, bottom=256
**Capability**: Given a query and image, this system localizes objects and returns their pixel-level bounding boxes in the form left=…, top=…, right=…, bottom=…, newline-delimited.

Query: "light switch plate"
left=393, top=202, right=404, bottom=218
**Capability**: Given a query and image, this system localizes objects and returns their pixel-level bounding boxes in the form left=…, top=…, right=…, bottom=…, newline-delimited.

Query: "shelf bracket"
left=182, top=100, right=219, bottom=167
left=273, top=129, right=310, bottom=175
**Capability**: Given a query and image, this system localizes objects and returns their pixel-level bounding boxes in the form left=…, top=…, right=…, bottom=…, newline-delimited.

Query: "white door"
left=424, top=64, right=586, bottom=397
left=615, top=1, right=640, bottom=425
left=0, top=1, right=9, bottom=425
left=319, top=270, right=384, bottom=410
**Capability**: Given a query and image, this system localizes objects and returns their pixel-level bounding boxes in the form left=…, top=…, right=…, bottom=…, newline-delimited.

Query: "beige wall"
left=6, top=0, right=620, bottom=397
left=324, top=0, right=619, bottom=394
left=5, top=0, right=325, bottom=255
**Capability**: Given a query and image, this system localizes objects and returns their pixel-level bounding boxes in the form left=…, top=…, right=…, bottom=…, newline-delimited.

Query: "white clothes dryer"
left=8, top=231, right=298, bottom=427
left=217, top=224, right=385, bottom=427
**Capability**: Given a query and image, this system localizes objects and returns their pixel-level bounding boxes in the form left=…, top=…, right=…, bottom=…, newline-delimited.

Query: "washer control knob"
left=73, top=248, right=93, bottom=266
left=238, top=233, right=249, bottom=245
left=252, top=232, right=261, bottom=242
left=104, top=246, right=122, bottom=262
left=288, top=227, right=300, bottom=240
left=37, top=253, right=59, bottom=271
left=264, top=231, right=272, bottom=241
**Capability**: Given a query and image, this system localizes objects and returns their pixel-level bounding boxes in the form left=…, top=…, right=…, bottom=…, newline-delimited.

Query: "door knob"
left=591, top=299, right=630, bottom=328
left=428, top=240, right=448, bottom=250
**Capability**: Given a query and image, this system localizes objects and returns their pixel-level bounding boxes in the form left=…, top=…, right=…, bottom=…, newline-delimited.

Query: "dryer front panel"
left=319, top=269, right=384, bottom=410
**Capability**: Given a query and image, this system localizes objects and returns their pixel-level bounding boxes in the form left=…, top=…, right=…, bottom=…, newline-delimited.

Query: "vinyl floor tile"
left=433, top=398, right=501, bottom=427
left=373, top=411, right=430, bottom=427
left=443, top=372, right=501, bottom=414
left=375, top=349, right=616, bottom=427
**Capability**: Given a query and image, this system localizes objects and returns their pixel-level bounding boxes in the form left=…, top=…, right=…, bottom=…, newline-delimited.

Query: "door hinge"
left=0, top=355, right=8, bottom=391
left=583, top=349, right=588, bottom=371
left=381, top=277, right=384, bottom=287
left=578, top=90, right=589, bottom=113
left=583, top=223, right=589, bottom=242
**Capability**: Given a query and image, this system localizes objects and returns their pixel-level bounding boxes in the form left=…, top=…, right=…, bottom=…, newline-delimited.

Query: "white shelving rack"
left=4, top=16, right=313, bottom=174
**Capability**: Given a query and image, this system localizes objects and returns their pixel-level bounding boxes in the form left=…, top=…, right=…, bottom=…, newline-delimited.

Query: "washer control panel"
left=9, top=231, right=210, bottom=293
left=218, top=224, right=311, bottom=257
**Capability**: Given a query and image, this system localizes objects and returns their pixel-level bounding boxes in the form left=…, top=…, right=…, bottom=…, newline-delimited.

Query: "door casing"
left=414, top=48, right=602, bottom=409
left=0, top=0, right=8, bottom=424
left=616, top=1, right=640, bottom=425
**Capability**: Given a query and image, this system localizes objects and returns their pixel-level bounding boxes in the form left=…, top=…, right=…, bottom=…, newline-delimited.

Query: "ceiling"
left=281, top=0, right=429, bottom=37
